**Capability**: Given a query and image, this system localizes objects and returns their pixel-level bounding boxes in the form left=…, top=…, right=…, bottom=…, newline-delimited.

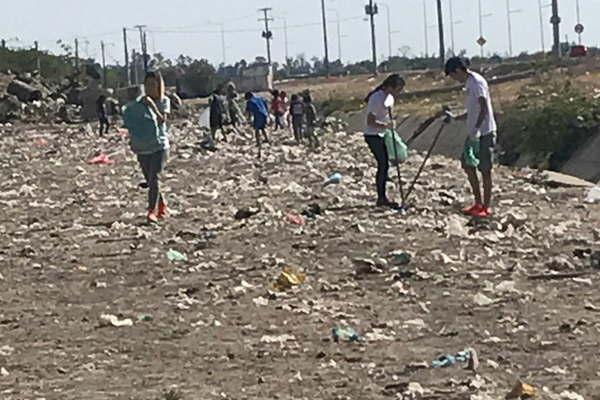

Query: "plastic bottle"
left=332, top=327, right=360, bottom=343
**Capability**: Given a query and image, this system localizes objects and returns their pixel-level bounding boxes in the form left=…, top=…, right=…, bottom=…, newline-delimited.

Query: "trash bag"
left=463, top=138, right=480, bottom=168
left=383, top=129, right=408, bottom=165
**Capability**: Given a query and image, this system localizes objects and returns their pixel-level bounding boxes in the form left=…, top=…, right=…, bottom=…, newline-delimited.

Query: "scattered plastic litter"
left=332, top=326, right=360, bottom=343
left=166, top=249, right=188, bottom=262
left=273, top=266, right=306, bottom=291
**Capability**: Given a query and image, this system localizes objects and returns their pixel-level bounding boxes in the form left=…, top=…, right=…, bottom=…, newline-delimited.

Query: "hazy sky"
left=3, top=0, right=600, bottom=66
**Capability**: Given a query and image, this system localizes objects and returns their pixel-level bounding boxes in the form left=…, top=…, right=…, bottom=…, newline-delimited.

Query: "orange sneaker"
left=157, top=201, right=168, bottom=219
left=462, top=203, right=483, bottom=215
left=147, top=209, right=159, bottom=224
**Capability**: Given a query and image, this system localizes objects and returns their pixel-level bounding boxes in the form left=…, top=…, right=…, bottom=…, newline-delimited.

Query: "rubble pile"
left=0, top=71, right=121, bottom=124
left=0, top=119, right=598, bottom=399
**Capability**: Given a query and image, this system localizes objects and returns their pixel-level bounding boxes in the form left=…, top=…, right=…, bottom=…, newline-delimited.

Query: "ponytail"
left=365, top=73, right=405, bottom=103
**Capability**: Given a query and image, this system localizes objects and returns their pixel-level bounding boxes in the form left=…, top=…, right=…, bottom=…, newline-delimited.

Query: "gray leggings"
left=137, top=150, right=168, bottom=210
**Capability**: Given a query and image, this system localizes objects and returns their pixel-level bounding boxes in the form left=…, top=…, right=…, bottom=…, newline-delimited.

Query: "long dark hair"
left=365, top=73, right=405, bottom=103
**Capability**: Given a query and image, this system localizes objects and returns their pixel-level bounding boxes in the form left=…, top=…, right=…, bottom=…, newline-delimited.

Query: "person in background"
left=363, top=73, right=406, bottom=208
left=445, top=57, right=497, bottom=218
left=96, top=95, right=110, bottom=136
left=303, top=93, right=319, bottom=149
left=123, top=71, right=171, bottom=224
left=245, top=91, right=270, bottom=159
left=226, top=82, right=244, bottom=128
left=287, top=93, right=304, bottom=144
left=271, top=89, right=285, bottom=130
left=279, top=90, right=289, bottom=128
left=209, top=84, right=230, bottom=142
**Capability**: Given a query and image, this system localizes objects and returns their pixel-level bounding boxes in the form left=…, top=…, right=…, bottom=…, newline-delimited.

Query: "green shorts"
left=461, top=133, right=496, bottom=172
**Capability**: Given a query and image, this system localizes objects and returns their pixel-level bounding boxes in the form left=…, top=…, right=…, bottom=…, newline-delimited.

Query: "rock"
left=0, top=95, right=22, bottom=122
left=7, top=79, right=43, bottom=102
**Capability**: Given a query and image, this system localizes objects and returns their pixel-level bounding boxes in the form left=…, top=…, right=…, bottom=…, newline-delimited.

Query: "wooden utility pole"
left=134, top=25, right=148, bottom=73
left=366, top=0, right=378, bottom=75
left=321, top=0, right=330, bottom=76
left=436, top=0, right=445, bottom=68
left=34, top=41, right=41, bottom=75
left=101, top=41, right=107, bottom=88
left=123, top=28, right=131, bottom=85
left=74, top=38, right=80, bottom=72
left=551, top=0, right=561, bottom=57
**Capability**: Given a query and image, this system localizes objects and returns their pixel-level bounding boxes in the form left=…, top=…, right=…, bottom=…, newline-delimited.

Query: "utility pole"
left=575, top=0, right=582, bottom=45
left=366, top=0, right=378, bottom=75
left=335, top=13, right=342, bottom=62
left=423, top=0, right=429, bottom=57
left=101, top=41, right=107, bottom=89
left=123, top=28, right=130, bottom=86
left=449, top=0, right=456, bottom=55
left=134, top=25, right=148, bottom=73
left=505, top=0, right=522, bottom=57
left=34, top=41, right=41, bottom=75
left=283, top=18, right=289, bottom=62
left=379, top=3, right=392, bottom=61
left=506, top=0, right=513, bottom=56
left=538, top=0, right=546, bottom=53
left=74, top=38, right=80, bottom=73
left=259, top=8, right=273, bottom=65
left=551, top=0, right=561, bottom=57
left=478, top=0, right=484, bottom=57
left=436, top=0, right=445, bottom=69
left=220, top=23, right=226, bottom=65
left=320, top=0, right=330, bottom=76
left=132, top=49, right=139, bottom=85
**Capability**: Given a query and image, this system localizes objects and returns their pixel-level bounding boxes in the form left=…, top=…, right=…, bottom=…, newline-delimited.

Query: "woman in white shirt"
left=364, top=74, right=406, bottom=207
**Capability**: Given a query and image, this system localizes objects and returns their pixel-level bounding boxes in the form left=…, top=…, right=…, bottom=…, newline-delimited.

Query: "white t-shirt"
left=465, top=71, right=496, bottom=138
left=364, top=89, right=394, bottom=136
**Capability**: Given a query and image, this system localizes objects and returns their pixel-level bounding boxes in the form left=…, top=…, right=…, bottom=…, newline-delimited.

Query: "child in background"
left=96, top=95, right=109, bottom=136
left=245, top=91, right=270, bottom=158
left=271, top=89, right=285, bottom=130
left=303, top=93, right=319, bottom=149
left=288, top=94, right=304, bottom=144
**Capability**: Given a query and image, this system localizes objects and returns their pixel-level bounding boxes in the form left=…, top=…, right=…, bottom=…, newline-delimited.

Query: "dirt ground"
left=0, top=118, right=599, bottom=400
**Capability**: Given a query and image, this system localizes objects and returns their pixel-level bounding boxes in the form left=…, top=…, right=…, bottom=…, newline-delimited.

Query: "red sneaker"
left=147, top=209, right=159, bottom=224
left=471, top=207, right=492, bottom=218
left=462, top=203, right=483, bottom=215
left=157, top=201, right=168, bottom=219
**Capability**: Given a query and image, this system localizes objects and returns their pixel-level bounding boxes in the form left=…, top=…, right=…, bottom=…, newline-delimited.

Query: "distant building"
left=230, top=63, right=273, bottom=93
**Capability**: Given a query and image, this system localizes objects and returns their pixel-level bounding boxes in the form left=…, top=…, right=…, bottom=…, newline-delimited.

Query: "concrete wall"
left=561, top=132, right=600, bottom=183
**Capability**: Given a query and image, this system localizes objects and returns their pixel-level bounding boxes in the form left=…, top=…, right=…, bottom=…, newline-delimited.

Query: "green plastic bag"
left=384, top=129, right=408, bottom=165
left=463, top=138, right=480, bottom=168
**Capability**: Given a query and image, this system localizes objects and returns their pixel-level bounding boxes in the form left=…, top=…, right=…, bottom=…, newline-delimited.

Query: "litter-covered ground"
left=0, top=119, right=599, bottom=400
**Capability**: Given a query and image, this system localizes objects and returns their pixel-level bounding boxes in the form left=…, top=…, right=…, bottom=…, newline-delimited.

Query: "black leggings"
left=137, top=150, right=168, bottom=211
left=365, top=135, right=389, bottom=202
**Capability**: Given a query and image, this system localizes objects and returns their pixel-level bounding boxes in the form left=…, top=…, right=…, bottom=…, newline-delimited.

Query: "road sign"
left=477, top=36, right=487, bottom=47
left=575, top=23, right=584, bottom=34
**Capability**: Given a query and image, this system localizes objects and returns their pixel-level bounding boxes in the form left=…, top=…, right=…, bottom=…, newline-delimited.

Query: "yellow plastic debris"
left=505, top=380, right=538, bottom=399
left=273, top=267, right=306, bottom=291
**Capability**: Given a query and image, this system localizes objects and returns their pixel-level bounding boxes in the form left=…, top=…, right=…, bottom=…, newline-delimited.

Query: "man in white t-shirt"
left=445, top=57, right=497, bottom=218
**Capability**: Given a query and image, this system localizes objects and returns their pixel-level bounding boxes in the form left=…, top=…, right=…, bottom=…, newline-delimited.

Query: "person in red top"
left=271, top=89, right=286, bottom=130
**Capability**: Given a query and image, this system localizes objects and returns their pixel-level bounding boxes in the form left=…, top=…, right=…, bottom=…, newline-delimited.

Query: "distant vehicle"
left=569, top=45, right=588, bottom=58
